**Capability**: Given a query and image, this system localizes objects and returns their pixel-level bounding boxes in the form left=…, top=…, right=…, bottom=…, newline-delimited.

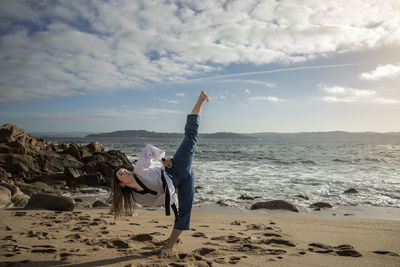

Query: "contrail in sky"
left=183, top=63, right=361, bottom=83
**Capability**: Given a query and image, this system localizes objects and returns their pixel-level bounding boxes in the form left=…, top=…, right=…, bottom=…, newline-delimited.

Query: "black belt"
left=161, top=171, right=178, bottom=221
left=133, top=172, right=178, bottom=221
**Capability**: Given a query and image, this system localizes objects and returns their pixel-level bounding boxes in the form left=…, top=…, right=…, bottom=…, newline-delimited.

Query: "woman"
left=111, top=90, right=210, bottom=250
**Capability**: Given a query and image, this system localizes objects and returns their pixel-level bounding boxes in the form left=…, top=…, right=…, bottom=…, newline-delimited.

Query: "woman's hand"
left=162, top=158, right=173, bottom=168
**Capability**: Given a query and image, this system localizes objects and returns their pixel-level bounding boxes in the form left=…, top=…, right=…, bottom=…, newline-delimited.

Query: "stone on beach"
left=250, top=200, right=299, bottom=212
left=24, top=193, right=75, bottom=211
left=0, top=186, right=12, bottom=208
left=310, top=202, right=333, bottom=209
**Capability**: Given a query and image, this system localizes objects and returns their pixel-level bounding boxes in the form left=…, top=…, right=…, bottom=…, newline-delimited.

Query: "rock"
left=16, top=182, right=54, bottom=196
left=64, top=167, right=81, bottom=179
left=76, top=173, right=101, bottom=187
left=86, top=141, right=103, bottom=153
left=0, top=153, right=39, bottom=175
left=344, top=188, right=359, bottom=194
left=64, top=144, right=81, bottom=160
left=92, top=200, right=109, bottom=208
left=310, top=202, right=333, bottom=209
left=195, top=186, right=203, bottom=193
left=0, top=123, right=133, bottom=195
left=295, top=194, right=309, bottom=200
left=238, top=194, right=254, bottom=200
left=80, top=147, right=93, bottom=158
left=12, top=193, right=30, bottom=207
left=0, top=182, right=20, bottom=196
left=0, top=186, right=12, bottom=208
left=0, top=124, right=25, bottom=143
left=250, top=200, right=299, bottom=212
left=0, top=166, right=10, bottom=181
left=0, top=183, right=30, bottom=207
left=24, top=193, right=75, bottom=211
left=216, top=200, right=229, bottom=206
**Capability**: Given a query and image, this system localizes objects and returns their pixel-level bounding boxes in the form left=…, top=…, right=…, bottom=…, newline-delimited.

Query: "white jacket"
left=133, top=144, right=176, bottom=207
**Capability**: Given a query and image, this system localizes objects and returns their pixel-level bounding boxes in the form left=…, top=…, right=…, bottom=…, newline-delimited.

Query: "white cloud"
left=360, top=63, right=400, bottom=80
left=244, top=89, right=251, bottom=94
left=319, top=83, right=398, bottom=104
left=0, top=0, right=399, bottom=101
left=12, top=107, right=184, bottom=121
left=176, top=93, right=184, bottom=97
left=249, top=96, right=285, bottom=102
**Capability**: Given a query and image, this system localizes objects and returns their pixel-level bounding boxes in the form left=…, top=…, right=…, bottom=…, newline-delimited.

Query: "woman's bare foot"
left=200, top=90, right=210, bottom=102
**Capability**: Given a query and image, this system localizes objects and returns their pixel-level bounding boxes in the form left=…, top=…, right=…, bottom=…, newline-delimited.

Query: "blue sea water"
left=46, top=135, right=400, bottom=211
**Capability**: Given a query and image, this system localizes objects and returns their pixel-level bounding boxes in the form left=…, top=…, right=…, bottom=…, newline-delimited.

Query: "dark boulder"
left=310, top=202, right=333, bottom=209
left=75, top=173, right=101, bottom=187
left=24, top=193, right=75, bottom=211
left=344, top=188, right=359, bottom=194
left=250, top=200, right=299, bottom=212
left=92, top=200, right=109, bottom=208
left=64, top=167, right=82, bottom=179
left=64, top=143, right=81, bottom=160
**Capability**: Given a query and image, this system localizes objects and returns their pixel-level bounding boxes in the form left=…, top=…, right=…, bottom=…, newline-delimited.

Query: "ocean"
left=44, top=134, right=400, bottom=212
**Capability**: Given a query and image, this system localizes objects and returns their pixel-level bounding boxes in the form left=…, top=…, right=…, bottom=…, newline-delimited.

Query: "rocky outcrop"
left=25, top=193, right=75, bottom=211
left=0, top=123, right=133, bottom=209
left=0, top=123, right=132, bottom=185
left=250, top=200, right=299, bottom=212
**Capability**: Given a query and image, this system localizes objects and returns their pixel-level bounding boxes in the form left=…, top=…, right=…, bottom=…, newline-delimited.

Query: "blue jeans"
left=165, top=114, right=199, bottom=230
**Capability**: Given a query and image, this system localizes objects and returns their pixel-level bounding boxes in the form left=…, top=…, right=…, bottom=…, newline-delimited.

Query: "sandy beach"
left=1, top=207, right=399, bottom=267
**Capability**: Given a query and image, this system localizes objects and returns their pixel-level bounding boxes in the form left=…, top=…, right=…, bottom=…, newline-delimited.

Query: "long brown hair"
left=110, top=168, right=135, bottom=220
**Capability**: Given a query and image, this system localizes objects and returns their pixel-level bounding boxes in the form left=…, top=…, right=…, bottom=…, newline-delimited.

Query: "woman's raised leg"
left=168, top=91, right=210, bottom=176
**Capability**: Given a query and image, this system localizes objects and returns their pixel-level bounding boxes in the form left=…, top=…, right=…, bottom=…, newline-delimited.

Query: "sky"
left=0, top=0, right=400, bottom=134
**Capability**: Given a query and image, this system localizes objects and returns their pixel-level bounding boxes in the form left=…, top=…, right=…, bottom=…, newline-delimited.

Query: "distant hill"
left=248, top=131, right=400, bottom=142
left=86, top=130, right=254, bottom=139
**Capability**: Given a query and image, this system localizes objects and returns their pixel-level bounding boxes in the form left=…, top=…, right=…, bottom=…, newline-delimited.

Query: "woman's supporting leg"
left=162, top=91, right=209, bottom=250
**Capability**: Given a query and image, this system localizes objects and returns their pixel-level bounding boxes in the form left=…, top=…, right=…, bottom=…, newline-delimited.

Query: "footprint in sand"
left=155, top=225, right=169, bottom=228
left=192, top=247, right=217, bottom=256
left=308, top=243, right=362, bottom=257
left=192, top=232, right=207, bottom=238
left=372, top=251, right=399, bottom=257
left=262, top=238, right=295, bottom=247
left=31, top=245, right=57, bottom=254
left=231, top=220, right=246, bottom=226
left=131, top=233, right=154, bottom=242
left=229, top=256, right=242, bottom=264
left=263, top=233, right=282, bottom=238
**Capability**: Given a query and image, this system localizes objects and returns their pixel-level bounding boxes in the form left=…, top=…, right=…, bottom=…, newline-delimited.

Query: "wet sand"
left=1, top=208, right=399, bottom=266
